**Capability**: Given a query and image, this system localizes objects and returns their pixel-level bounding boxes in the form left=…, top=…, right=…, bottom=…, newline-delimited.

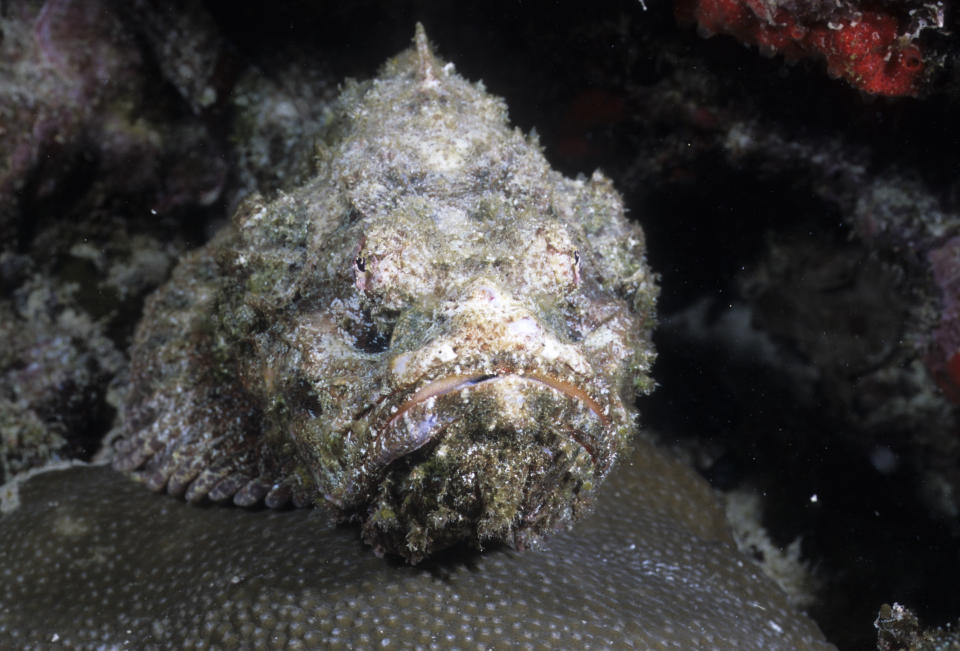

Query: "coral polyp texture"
left=0, top=444, right=833, bottom=648
left=675, top=0, right=940, bottom=95
left=111, top=25, right=658, bottom=563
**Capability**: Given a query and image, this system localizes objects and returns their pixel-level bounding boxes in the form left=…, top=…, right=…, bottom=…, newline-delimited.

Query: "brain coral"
left=0, top=439, right=833, bottom=648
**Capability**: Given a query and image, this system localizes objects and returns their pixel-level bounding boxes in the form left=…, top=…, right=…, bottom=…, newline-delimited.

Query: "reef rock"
left=0, top=439, right=833, bottom=648
left=111, top=25, right=658, bottom=563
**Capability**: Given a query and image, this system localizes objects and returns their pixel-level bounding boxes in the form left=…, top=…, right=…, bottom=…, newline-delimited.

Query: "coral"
left=0, top=0, right=233, bottom=482
left=724, top=488, right=822, bottom=610
left=698, top=120, right=960, bottom=522
left=675, top=0, right=939, bottom=95
left=0, top=0, right=227, bottom=241
left=229, top=55, right=338, bottom=204
left=0, top=399, right=65, bottom=482
left=0, top=272, right=124, bottom=482
left=876, top=602, right=960, bottom=650
left=0, top=443, right=833, bottom=647
left=740, top=230, right=905, bottom=378
left=114, top=0, right=230, bottom=114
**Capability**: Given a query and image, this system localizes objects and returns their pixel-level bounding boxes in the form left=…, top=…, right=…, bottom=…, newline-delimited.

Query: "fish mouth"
left=353, top=370, right=618, bottom=561
left=371, top=372, right=611, bottom=471
left=388, top=373, right=609, bottom=428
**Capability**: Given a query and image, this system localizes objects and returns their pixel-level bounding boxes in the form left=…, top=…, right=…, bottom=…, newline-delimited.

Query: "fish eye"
left=353, top=251, right=370, bottom=292
left=343, top=306, right=397, bottom=354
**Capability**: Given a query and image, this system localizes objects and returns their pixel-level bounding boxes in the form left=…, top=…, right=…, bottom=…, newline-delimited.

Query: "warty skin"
left=112, top=25, right=657, bottom=563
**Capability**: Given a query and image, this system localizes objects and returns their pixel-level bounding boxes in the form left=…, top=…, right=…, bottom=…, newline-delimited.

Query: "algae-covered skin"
left=112, top=25, right=657, bottom=562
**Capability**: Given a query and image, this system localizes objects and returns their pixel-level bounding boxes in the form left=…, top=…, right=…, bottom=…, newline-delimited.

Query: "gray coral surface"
left=0, top=440, right=833, bottom=649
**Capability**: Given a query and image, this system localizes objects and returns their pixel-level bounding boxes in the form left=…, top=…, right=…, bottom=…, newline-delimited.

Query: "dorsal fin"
left=413, top=23, right=441, bottom=89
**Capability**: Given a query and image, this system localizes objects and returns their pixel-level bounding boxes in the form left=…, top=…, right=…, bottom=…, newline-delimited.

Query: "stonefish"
left=113, top=25, right=657, bottom=563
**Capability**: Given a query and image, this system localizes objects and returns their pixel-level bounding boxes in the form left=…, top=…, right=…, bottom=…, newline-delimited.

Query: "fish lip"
left=327, top=370, right=614, bottom=509
left=373, top=370, right=612, bottom=469
left=386, top=372, right=610, bottom=430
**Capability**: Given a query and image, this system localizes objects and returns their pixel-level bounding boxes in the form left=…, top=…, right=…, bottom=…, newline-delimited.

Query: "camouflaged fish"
left=113, top=24, right=657, bottom=563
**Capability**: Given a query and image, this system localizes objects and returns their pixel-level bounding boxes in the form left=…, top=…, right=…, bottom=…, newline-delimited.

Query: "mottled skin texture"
left=0, top=443, right=834, bottom=648
left=112, top=26, right=657, bottom=562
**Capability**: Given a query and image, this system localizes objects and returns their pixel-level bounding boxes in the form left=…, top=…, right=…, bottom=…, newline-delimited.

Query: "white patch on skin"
left=507, top=316, right=541, bottom=343
left=495, top=380, right=528, bottom=423
left=540, top=337, right=563, bottom=362
left=390, top=352, right=412, bottom=377
left=434, top=206, right=468, bottom=231
left=420, top=135, right=474, bottom=172
left=435, top=343, right=457, bottom=363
